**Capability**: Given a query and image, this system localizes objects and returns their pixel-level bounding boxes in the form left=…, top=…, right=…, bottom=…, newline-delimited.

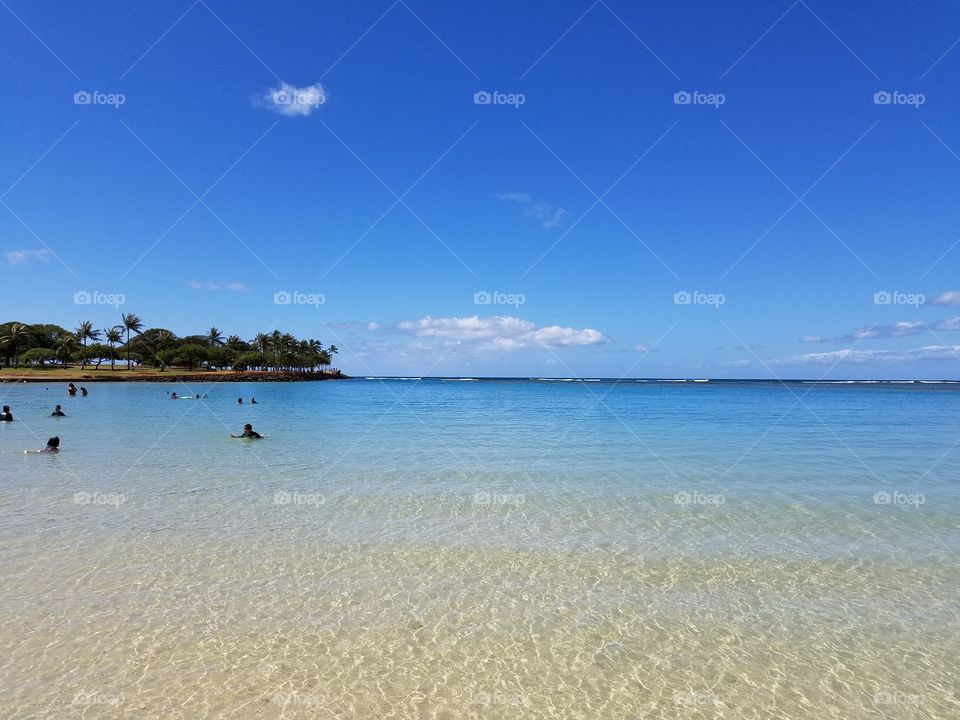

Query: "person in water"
left=67, top=383, right=77, bottom=397
left=80, top=387, right=88, bottom=396
left=170, top=392, right=178, bottom=400
left=237, top=397, right=243, bottom=404
left=26, top=436, right=60, bottom=454
left=250, top=397, right=257, bottom=404
left=51, top=405, right=65, bottom=417
left=231, top=423, right=262, bottom=439
left=0, top=405, right=12, bottom=422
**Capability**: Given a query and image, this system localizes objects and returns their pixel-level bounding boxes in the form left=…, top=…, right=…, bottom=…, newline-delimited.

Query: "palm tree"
left=206, top=327, right=224, bottom=347
left=122, top=313, right=143, bottom=369
left=75, top=321, right=101, bottom=369
left=254, top=333, right=269, bottom=368
left=0, top=322, right=30, bottom=366
left=270, top=330, right=283, bottom=369
left=54, top=333, right=78, bottom=366
left=104, top=326, right=123, bottom=370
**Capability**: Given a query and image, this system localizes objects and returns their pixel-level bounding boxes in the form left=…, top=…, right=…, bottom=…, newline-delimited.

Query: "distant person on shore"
left=250, top=397, right=257, bottom=404
left=67, top=383, right=77, bottom=397
left=26, top=436, right=59, bottom=453
left=231, top=423, right=262, bottom=439
left=0, top=406, right=12, bottom=422
left=237, top=397, right=243, bottom=404
left=50, top=405, right=65, bottom=417
left=80, top=387, right=88, bottom=396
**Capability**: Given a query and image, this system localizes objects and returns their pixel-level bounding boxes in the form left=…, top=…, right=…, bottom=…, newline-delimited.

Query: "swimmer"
left=0, top=405, right=12, bottom=422
left=67, top=383, right=77, bottom=397
left=80, top=387, right=88, bottom=396
left=230, top=423, right=262, bottom=439
left=250, top=397, right=257, bottom=404
left=26, top=436, right=60, bottom=453
left=50, top=405, right=65, bottom=417
left=237, top=397, right=243, bottom=404
left=170, top=392, right=178, bottom=400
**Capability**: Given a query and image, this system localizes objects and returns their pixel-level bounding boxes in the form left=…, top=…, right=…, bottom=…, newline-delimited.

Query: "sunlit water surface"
left=1, top=379, right=958, bottom=718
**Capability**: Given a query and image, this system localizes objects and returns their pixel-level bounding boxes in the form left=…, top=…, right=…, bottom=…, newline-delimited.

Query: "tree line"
left=0, top=314, right=339, bottom=373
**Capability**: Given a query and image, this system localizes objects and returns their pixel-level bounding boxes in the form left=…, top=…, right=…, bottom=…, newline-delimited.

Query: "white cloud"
left=800, top=335, right=828, bottom=343
left=187, top=280, right=251, bottom=292
left=933, top=316, right=960, bottom=331
left=367, top=322, right=380, bottom=331
left=498, top=192, right=567, bottom=228
left=257, top=82, right=326, bottom=117
left=843, top=321, right=925, bottom=341
left=930, top=290, right=960, bottom=306
left=778, top=345, right=960, bottom=365
left=5, top=248, right=51, bottom=266
left=397, top=315, right=608, bottom=350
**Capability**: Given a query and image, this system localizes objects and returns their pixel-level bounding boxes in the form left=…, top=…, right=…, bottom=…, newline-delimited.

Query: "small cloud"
left=933, top=316, right=960, bottom=331
left=930, top=291, right=960, bottom=307
left=842, top=321, right=925, bottom=341
left=776, top=345, right=960, bottom=365
left=367, top=321, right=380, bottom=331
left=734, top=344, right=764, bottom=351
left=497, top=192, right=530, bottom=203
left=498, top=192, right=567, bottom=229
left=187, top=280, right=251, bottom=292
left=800, top=335, right=829, bottom=343
left=5, top=248, right=51, bottom=266
left=397, top=315, right=607, bottom=350
left=256, top=81, right=326, bottom=117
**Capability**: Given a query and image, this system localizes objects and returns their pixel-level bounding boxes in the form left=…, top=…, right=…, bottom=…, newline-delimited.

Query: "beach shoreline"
left=0, top=369, right=349, bottom=383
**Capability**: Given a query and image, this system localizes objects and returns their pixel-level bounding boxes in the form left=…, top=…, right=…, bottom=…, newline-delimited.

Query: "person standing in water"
left=80, top=387, right=88, bottom=396
left=0, top=406, right=12, bottom=422
left=50, top=405, right=65, bottom=417
left=67, top=383, right=77, bottom=397
left=231, top=424, right=262, bottom=439
left=237, top=397, right=243, bottom=404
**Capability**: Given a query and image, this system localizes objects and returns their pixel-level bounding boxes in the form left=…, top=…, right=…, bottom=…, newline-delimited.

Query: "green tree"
left=206, top=327, right=224, bottom=348
left=75, top=321, right=101, bottom=370
left=104, top=326, right=123, bottom=370
left=122, top=313, right=143, bottom=369
left=1, top=323, right=33, bottom=366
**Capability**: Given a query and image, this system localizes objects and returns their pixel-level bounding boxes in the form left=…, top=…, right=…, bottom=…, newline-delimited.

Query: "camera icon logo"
left=473, top=491, right=491, bottom=506
left=273, top=290, right=292, bottom=305
left=74, top=290, right=92, bottom=305
left=473, top=290, right=492, bottom=305
left=473, top=91, right=492, bottom=105
left=74, top=91, right=92, bottom=105
left=873, top=91, right=892, bottom=105
left=673, top=290, right=692, bottom=305
left=673, top=91, right=692, bottom=105
left=873, top=290, right=891, bottom=305
left=873, top=491, right=891, bottom=505
left=274, top=491, right=292, bottom=505
left=674, top=492, right=692, bottom=505
left=74, top=492, right=91, bottom=505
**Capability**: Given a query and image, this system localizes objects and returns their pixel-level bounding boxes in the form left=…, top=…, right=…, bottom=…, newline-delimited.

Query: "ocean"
left=1, top=378, right=958, bottom=718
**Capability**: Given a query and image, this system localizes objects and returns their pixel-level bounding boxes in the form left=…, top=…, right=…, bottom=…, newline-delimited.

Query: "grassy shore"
left=0, top=367, right=347, bottom=383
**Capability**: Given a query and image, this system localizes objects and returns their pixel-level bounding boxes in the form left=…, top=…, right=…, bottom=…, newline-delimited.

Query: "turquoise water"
left=1, top=379, right=959, bottom=718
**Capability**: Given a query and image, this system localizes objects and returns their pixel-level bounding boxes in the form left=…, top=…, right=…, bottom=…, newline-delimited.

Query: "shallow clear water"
left=1, top=379, right=958, bottom=718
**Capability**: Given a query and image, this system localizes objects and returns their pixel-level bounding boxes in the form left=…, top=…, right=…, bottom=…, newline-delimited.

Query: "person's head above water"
left=237, top=398, right=243, bottom=403
left=46, top=436, right=59, bottom=450
left=244, top=424, right=253, bottom=431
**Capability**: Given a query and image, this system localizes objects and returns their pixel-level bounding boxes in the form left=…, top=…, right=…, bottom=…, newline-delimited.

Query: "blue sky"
left=2, top=0, right=959, bottom=378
